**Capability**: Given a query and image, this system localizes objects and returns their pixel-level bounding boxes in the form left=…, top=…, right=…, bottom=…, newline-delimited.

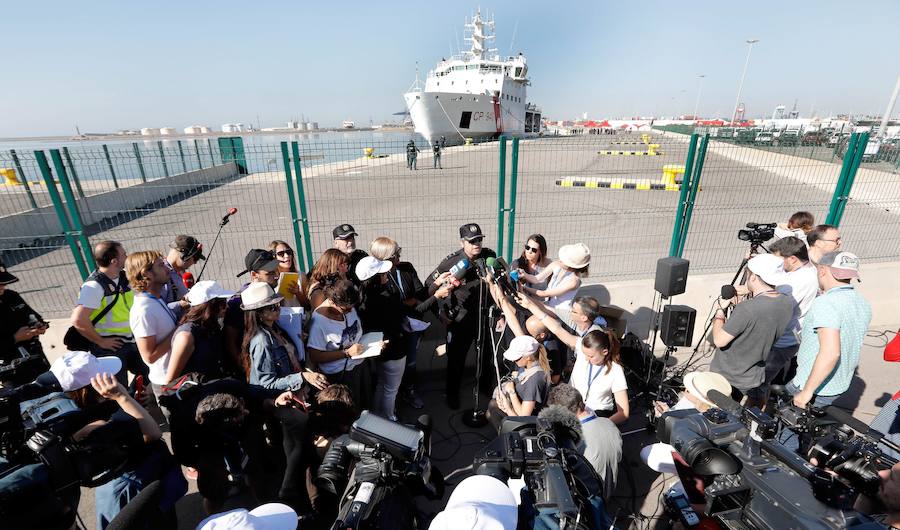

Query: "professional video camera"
left=315, top=411, right=444, bottom=530
left=656, top=390, right=894, bottom=529
left=737, top=222, right=777, bottom=245
left=474, top=408, right=610, bottom=529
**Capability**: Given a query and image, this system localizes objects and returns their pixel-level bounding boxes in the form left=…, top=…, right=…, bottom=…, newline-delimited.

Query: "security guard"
left=406, top=140, right=420, bottom=170
left=0, top=262, right=50, bottom=384
left=427, top=223, right=497, bottom=408
left=432, top=141, right=442, bottom=169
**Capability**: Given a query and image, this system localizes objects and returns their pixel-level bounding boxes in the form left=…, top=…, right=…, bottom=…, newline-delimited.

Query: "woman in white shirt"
left=569, top=329, right=629, bottom=425
left=512, top=234, right=552, bottom=291
left=306, top=276, right=373, bottom=411
left=519, top=243, right=590, bottom=319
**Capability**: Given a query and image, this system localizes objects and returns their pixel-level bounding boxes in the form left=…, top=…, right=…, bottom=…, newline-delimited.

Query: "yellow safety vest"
left=86, top=271, right=134, bottom=337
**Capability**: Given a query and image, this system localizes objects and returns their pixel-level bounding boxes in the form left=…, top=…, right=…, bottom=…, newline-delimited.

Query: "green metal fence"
left=2, top=130, right=899, bottom=319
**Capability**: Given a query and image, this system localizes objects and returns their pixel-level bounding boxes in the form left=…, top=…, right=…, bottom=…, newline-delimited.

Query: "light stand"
left=462, top=277, right=489, bottom=428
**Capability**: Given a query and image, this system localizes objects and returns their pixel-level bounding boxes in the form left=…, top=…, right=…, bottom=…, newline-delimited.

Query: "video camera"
left=656, top=390, right=894, bottom=529
left=316, top=411, right=443, bottom=530
left=738, top=222, right=777, bottom=245
left=474, top=409, right=609, bottom=529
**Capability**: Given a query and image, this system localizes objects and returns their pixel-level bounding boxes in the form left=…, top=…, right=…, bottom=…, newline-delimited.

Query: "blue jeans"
left=401, top=331, right=422, bottom=389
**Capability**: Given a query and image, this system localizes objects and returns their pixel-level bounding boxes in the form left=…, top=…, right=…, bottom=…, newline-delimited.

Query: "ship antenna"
left=509, top=18, right=519, bottom=54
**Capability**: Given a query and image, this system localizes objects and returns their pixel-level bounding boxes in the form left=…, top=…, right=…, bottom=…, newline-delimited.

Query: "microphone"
left=537, top=405, right=583, bottom=445
left=448, top=258, right=470, bottom=281
left=705, top=389, right=741, bottom=413
left=720, top=285, right=737, bottom=300
left=182, top=272, right=195, bottom=289
left=221, top=207, right=238, bottom=225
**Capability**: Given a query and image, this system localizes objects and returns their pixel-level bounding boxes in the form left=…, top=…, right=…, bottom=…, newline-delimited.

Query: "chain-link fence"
left=513, top=131, right=693, bottom=281
left=3, top=131, right=900, bottom=319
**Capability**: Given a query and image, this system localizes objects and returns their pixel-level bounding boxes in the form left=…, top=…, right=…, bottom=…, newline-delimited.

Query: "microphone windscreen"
left=182, top=272, right=195, bottom=288
left=228, top=207, right=238, bottom=215
left=720, top=285, right=737, bottom=300
left=706, top=389, right=741, bottom=412
left=538, top=404, right=583, bottom=442
left=485, top=256, right=497, bottom=267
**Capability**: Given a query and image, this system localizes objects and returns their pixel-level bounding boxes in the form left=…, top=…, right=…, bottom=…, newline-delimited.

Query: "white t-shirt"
left=774, top=263, right=819, bottom=347
left=76, top=277, right=120, bottom=309
left=569, top=355, right=627, bottom=412
left=130, top=293, right=178, bottom=385
left=573, top=323, right=602, bottom=359
left=547, top=267, right=578, bottom=314
left=307, top=308, right=364, bottom=375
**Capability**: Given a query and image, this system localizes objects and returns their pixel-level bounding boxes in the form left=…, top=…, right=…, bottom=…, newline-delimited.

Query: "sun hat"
left=558, top=243, right=591, bottom=269
left=49, top=351, right=122, bottom=392
left=0, top=261, right=18, bottom=285
left=428, top=475, right=517, bottom=530
left=746, top=253, right=786, bottom=286
left=818, top=250, right=860, bottom=280
left=186, top=280, right=235, bottom=306
left=640, top=443, right=678, bottom=474
left=196, top=503, right=297, bottom=530
left=240, top=282, right=284, bottom=311
left=333, top=224, right=358, bottom=240
left=503, top=335, right=540, bottom=362
left=355, top=256, right=392, bottom=282
left=683, top=371, right=732, bottom=408
left=237, top=249, right=279, bottom=277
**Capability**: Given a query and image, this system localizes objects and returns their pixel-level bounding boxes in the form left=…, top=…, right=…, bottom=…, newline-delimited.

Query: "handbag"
left=63, top=290, right=120, bottom=351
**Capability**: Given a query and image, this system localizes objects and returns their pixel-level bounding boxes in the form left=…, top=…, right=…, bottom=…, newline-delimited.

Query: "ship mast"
left=464, top=10, right=496, bottom=61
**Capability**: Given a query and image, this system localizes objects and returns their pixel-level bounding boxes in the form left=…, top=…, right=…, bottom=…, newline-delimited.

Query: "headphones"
left=178, top=242, right=202, bottom=262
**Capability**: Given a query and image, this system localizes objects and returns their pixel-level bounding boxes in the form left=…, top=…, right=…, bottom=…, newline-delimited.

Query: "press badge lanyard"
left=141, top=292, right=177, bottom=326
left=586, top=363, right=603, bottom=395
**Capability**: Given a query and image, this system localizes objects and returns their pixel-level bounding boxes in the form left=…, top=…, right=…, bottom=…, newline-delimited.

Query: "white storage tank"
left=221, top=123, right=240, bottom=133
left=307, top=122, right=318, bottom=130
left=140, top=127, right=159, bottom=136
left=160, top=127, right=177, bottom=135
left=298, top=122, right=308, bottom=131
left=184, top=126, right=203, bottom=135
left=199, top=126, right=211, bottom=134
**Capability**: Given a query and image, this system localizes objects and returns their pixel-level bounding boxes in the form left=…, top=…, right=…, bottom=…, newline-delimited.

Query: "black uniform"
left=427, top=247, right=497, bottom=406
left=0, top=288, right=50, bottom=384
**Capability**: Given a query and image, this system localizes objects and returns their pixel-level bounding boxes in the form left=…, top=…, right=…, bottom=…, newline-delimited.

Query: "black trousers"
left=271, top=406, right=317, bottom=511
left=325, top=360, right=373, bottom=413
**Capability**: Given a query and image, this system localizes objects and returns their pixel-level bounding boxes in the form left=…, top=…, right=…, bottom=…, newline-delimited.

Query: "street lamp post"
left=693, top=74, right=706, bottom=120
left=731, top=39, right=759, bottom=125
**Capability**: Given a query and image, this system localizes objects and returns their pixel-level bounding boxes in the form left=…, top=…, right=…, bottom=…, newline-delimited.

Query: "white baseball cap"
left=50, top=351, right=122, bottom=391
left=196, top=503, right=297, bottom=530
left=503, top=335, right=540, bottom=362
left=818, top=251, right=860, bottom=280
left=746, top=253, right=786, bottom=286
left=429, top=475, right=518, bottom=530
left=186, top=280, right=235, bottom=306
left=355, top=255, right=392, bottom=282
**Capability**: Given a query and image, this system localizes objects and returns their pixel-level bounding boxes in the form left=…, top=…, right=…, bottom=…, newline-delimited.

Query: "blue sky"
left=2, top=1, right=898, bottom=136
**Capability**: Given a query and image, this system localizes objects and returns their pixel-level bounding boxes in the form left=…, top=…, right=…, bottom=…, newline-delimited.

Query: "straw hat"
left=240, top=282, right=283, bottom=311
left=683, top=371, right=732, bottom=408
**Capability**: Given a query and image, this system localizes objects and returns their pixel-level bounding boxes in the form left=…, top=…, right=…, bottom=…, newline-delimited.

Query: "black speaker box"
left=655, top=257, right=690, bottom=297
left=660, top=305, right=696, bottom=347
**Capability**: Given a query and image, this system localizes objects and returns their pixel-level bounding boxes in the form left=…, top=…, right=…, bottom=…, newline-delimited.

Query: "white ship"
left=403, top=10, right=541, bottom=144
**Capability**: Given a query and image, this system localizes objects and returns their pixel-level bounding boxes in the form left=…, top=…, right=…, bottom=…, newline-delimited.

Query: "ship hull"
left=404, top=90, right=528, bottom=144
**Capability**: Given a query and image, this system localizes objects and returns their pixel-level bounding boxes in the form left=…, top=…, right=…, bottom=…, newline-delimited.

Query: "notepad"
left=354, top=331, right=385, bottom=359
left=276, top=272, right=299, bottom=299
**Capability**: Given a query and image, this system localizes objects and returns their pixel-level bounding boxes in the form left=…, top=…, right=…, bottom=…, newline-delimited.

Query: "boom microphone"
left=537, top=405, right=583, bottom=445
left=720, top=285, right=737, bottom=300
left=182, top=272, right=195, bottom=289
left=706, top=389, right=742, bottom=413
left=221, top=207, right=238, bottom=225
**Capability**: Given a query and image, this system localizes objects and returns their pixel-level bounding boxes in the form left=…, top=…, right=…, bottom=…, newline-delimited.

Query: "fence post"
left=280, top=142, right=306, bottom=269
left=50, top=149, right=97, bottom=271
left=157, top=141, right=169, bottom=177
left=193, top=139, right=203, bottom=169
left=207, top=138, right=216, bottom=166
left=505, top=137, right=520, bottom=262
left=676, top=134, right=709, bottom=257
left=34, top=151, right=90, bottom=280
left=177, top=140, right=188, bottom=173
left=826, top=133, right=858, bottom=225
left=290, top=142, right=316, bottom=271
left=9, top=149, right=38, bottom=209
left=496, top=136, right=508, bottom=257
left=102, top=145, right=120, bottom=189
left=132, top=143, right=147, bottom=183
left=669, top=134, right=699, bottom=256
left=832, top=132, right=869, bottom=226
left=61, top=147, right=86, bottom=199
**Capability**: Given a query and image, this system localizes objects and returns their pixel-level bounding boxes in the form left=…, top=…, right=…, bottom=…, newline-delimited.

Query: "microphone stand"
left=463, top=275, right=490, bottom=428
left=196, top=213, right=233, bottom=283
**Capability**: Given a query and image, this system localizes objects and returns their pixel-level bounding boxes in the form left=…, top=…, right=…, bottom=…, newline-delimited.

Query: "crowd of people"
left=0, top=210, right=897, bottom=530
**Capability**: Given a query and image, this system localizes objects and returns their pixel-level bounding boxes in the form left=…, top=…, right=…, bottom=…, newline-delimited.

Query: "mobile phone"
left=134, top=375, right=145, bottom=398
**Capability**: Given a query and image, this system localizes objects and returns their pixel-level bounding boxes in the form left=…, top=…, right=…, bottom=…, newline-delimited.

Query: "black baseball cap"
left=171, top=235, right=206, bottom=261
left=459, top=223, right=484, bottom=241
left=237, top=249, right=279, bottom=277
left=333, top=224, right=358, bottom=240
left=0, top=261, right=19, bottom=285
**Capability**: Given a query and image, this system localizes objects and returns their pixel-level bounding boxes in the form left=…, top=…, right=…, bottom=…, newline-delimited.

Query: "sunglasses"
left=263, top=302, right=283, bottom=312
left=276, top=249, right=294, bottom=257
left=467, top=238, right=484, bottom=245
left=524, top=245, right=539, bottom=253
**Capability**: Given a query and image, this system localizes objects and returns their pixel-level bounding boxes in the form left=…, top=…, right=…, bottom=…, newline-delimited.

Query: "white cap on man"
left=746, top=254, right=786, bottom=286
left=429, top=475, right=517, bottom=530
left=49, top=351, right=122, bottom=391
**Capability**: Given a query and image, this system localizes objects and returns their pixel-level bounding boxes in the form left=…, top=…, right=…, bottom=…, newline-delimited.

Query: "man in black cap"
left=333, top=224, right=368, bottom=284
left=427, top=223, right=497, bottom=408
left=0, top=262, right=51, bottom=384
left=161, top=235, right=205, bottom=308
left=222, top=249, right=281, bottom=378
left=406, top=140, right=420, bottom=170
